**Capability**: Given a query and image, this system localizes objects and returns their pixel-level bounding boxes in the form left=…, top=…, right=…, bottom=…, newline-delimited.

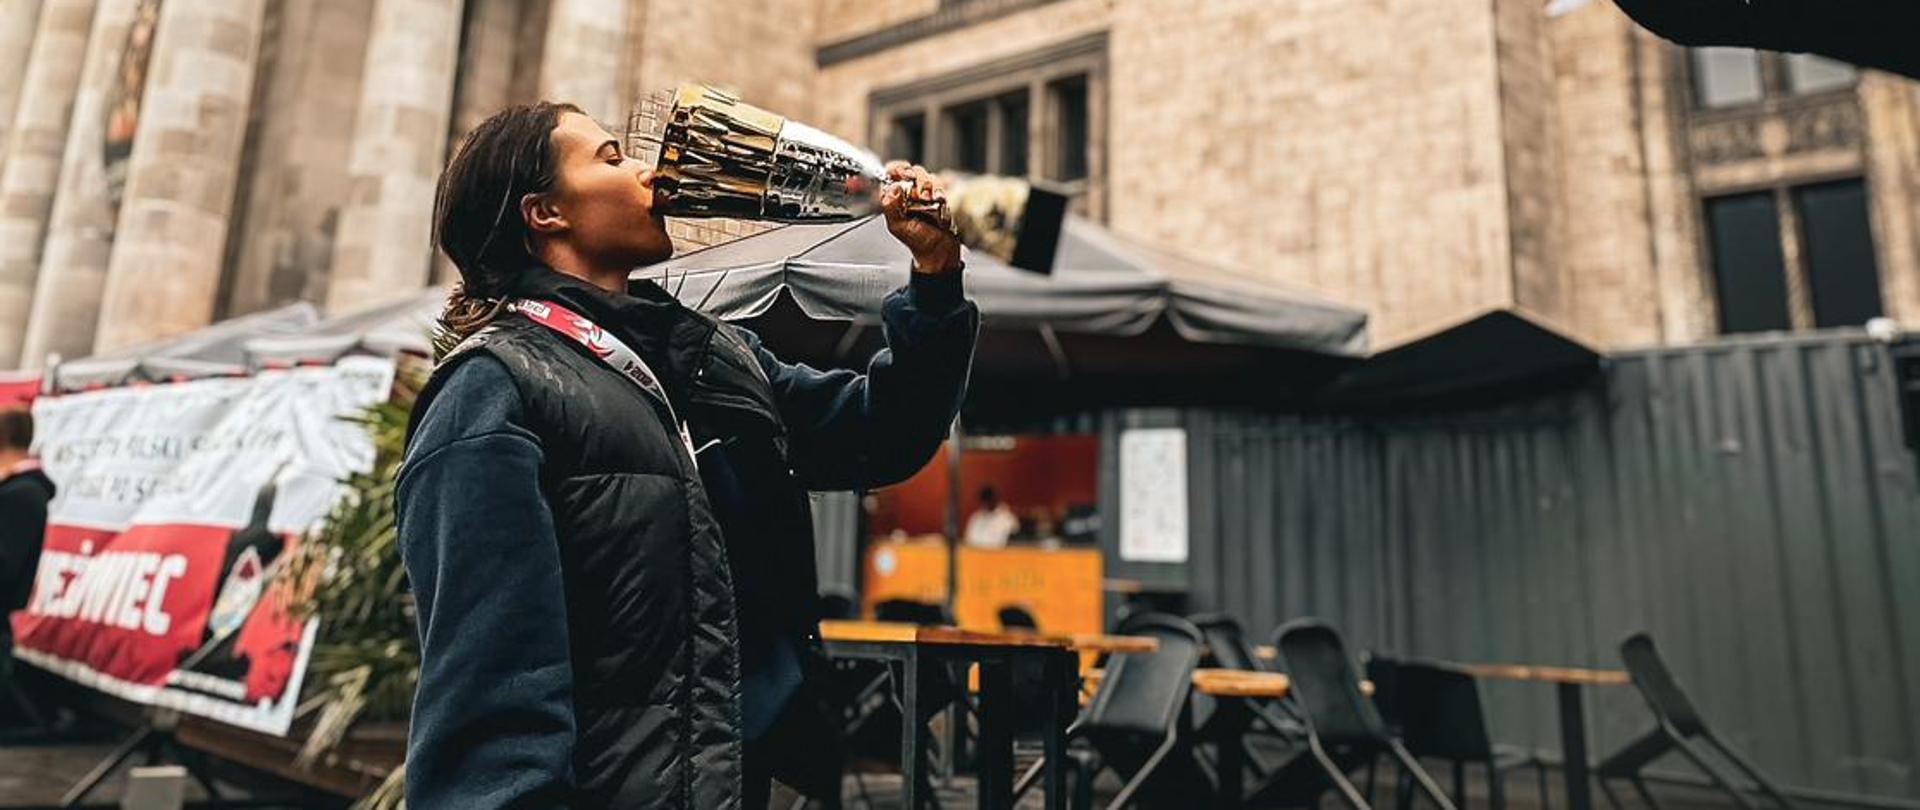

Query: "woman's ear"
left=521, top=192, right=567, bottom=236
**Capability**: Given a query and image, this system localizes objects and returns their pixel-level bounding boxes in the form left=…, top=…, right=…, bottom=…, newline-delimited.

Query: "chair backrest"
left=874, top=599, right=949, bottom=625
left=818, top=590, right=859, bottom=621
left=1384, top=659, right=1496, bottom=760
left=1620, top=633, right=1707, bottom=736
left=1085, top=612, right=1204, bottom=738
left=1190, top=612, right=1263, bottom=672
left=1274, top=619, right=1391, bottom=745
left=1363, top=653, right=1402, bottom=731
left=998, top=604, right=1039, bottom=631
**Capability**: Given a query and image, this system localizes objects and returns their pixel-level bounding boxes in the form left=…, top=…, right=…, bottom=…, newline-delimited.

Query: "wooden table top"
left=1249, top=646, right=1628, bottom=688
left=1455, top=663, right=1630, bottom=686
left=1192, top=668, right=1293, bottom=698
left=1082, top=668, right=1375, bottom=700
left=1067, top=633, right=1159, bottom=654
left=819, top=620, right=1071, bottom=648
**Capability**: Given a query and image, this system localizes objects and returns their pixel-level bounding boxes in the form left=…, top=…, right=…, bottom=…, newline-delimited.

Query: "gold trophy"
left=626, top=84, right=1066, bottom=274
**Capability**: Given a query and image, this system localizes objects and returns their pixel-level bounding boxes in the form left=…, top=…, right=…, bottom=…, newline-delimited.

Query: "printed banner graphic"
left=10, top=357, right=393, bottom=735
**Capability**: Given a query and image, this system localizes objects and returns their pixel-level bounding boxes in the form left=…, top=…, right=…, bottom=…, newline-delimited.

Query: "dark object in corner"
left=1612, top=0, right=1918, bottom=80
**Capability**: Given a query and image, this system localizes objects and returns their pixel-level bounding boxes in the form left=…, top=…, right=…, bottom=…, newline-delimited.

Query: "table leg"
left=1043, top=652, right=1072, bottom=810
left=902, top=650, right=924, bottom=810
left=1218, top=698, right=1246, bottom=810
left=1558, top=682, right=1592, bottom=810
left=977, top=660, right=1015, bottom=810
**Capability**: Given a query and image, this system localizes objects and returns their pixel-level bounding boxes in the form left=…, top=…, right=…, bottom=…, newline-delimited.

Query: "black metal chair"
left=819, top=589, right=860, bottom=621
left=998, top=604, right=1040, bottom=631
left=1013, top=611, right=1211, bottom=810
left=1188, top=613, right=1306, bottom=782
left=1191, top=612, right=1270, bottom=673
left=1596, top=634, right=1797, bottom=810
left=1366, top=655, right=1551, bottom=810
left=875, top=599, right=950, bottom=626
left=1249, top=620, right=1456, bottom=810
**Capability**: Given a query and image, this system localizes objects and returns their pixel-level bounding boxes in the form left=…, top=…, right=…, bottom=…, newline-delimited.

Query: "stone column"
left=322, top=0, right=463, bottom=313
left=16, top=0, right=136, bottom=366
left=0, top=0, right=97, bottom=368
left=538, top=0, right=626, bottom=124
left=0, top=0, right=46, bottom=168
left=90, top=0, right=266, bottom=353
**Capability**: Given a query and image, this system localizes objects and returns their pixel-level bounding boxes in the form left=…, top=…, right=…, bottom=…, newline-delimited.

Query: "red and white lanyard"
left=508, top=298, right=699, bottom=469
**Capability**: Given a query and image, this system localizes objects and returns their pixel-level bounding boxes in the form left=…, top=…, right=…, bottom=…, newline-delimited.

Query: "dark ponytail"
left=430, top=101, right=581, bottom=357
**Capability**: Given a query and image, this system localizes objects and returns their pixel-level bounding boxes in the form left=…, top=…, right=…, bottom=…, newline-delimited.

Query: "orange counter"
left=862, top=536, right=1104, bottom=636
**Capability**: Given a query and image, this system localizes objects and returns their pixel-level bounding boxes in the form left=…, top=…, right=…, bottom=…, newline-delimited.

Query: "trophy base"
left=1009, top=184, right=1068, bottom=275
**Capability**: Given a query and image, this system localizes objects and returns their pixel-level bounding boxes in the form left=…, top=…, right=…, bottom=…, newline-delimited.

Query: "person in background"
left=964, top=485, right=1019, bottom=549
left=0, top=408, right=55, bottom=693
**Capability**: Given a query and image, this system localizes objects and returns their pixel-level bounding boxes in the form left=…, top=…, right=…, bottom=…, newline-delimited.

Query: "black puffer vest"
left=410, top=270, right=839, bottom=808
left=415, top=309, right=756, bottom=810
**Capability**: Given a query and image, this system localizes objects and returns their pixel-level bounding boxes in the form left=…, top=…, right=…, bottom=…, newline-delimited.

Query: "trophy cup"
left=626, top=84, right=1066, bottom=274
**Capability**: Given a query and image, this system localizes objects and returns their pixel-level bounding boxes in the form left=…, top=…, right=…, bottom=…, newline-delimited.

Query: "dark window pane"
left=887, top=114, right=925, bottom=166
left=1052, top=77, right=1088, bottom=181
left=944, top=101, right=989, bottom=173
left=1706, top=192, right=1793, bottom=334
left=997, top=91, right=1029, bottom=177
left=1786, top=53, right=1856, bottom=95
left=1692, top=47, right=1763, bottom=109
left=1796, top=179, right=1883, bottom=327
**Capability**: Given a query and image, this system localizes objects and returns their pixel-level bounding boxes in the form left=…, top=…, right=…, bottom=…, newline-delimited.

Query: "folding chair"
left=1187, top=613, right=1306, bottom=783
left=1367, top=656, right=1551, bottom=810
left=1249, top=620, right=1456, bottom=810
left=1013, top=612, right=1211, bottom=810
left=1596, top=634, right=1797, bottom=810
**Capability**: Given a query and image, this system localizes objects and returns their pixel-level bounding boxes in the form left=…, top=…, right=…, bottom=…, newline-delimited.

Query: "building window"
left=1706, top=192, right=1793, bottom=334
left=1704, top=179, right=1881, bottom=335
left=871, top=34, right=1106, bottom=219
left=1785, top=53, right=1858, bottom=95
left=1795, top=180, right=1883, bottom=328
left=1689, top=47, right=1856, bottom=110
left=1051, top=76, right=1088, bottom=182
left=887, top=114, right=926, bottom=167
left=1692, top=48, right=1763, bottom=109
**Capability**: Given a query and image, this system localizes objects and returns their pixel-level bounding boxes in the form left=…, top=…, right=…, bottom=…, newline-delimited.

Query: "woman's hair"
left=429, top=101, right=582, bottom=357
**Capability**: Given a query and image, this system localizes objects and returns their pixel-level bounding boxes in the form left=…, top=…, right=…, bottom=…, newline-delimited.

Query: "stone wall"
left=816, top=0, right=1517, bottom=347
left=222, top=0, right=374, bottom=317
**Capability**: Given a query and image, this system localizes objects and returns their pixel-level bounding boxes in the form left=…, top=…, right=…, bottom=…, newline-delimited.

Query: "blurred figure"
left=965, top=485, right=1018, bottom=549
left=0, top=408, right=54, bottom=686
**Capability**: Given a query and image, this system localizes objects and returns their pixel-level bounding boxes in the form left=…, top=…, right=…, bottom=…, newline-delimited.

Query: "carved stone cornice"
left=817, top=0, right=1070, bottom=67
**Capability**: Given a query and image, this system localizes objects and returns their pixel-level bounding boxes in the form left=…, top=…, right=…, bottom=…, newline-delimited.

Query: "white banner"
left=11, top=356, right=394, bottom=735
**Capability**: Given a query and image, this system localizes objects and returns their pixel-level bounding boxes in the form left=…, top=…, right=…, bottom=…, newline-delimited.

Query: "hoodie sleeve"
left=395, top=355, right=576, bottom=810
left=752, top=270, right=979, bottom=491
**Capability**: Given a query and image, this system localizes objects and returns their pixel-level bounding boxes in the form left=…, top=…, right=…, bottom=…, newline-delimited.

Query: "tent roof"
left=1318, top=308, right=1600, bottom=410
left=48, top=302, right=321, bottom=392
left=645, top=215, right=1369, bottom=357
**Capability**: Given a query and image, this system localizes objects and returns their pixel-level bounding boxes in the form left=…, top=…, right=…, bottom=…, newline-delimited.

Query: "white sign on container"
left=1119, top=427, right=1188, bottom=563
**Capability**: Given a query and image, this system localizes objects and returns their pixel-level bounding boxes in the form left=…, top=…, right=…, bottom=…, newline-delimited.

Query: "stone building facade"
left=0, top=0, right=1916, bottom=368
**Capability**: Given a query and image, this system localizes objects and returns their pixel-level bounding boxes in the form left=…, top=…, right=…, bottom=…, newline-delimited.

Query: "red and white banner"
left=0, top=372, right=37, bottom=406
left=9, top=356, right=394, bottom=736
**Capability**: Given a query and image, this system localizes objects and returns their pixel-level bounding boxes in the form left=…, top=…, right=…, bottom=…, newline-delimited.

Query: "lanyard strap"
left=508, top=298, right=698, bottom=468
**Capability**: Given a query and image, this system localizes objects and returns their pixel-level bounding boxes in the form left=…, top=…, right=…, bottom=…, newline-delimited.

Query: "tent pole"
left=940, top=415, right=964, bottom=784
left=944, top=416, right=963, bottom=619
